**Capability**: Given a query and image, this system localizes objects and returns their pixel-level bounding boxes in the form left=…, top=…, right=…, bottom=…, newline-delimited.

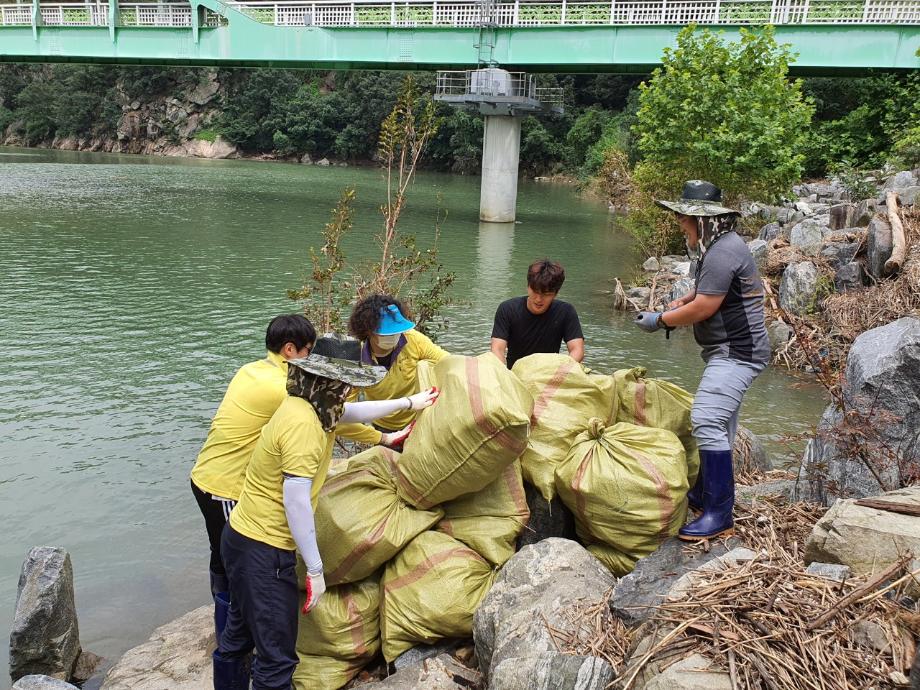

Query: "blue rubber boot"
left=686, top=465, right=703, bottom=512
left=214, top=591, right=231, bottom=642
left=212, top=650, right=250, bottom=690
left=679, top=449, right=734, bottom=541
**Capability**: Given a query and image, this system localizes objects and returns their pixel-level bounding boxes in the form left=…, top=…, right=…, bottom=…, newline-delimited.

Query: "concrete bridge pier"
left=480, top=115, right=522, bottom=223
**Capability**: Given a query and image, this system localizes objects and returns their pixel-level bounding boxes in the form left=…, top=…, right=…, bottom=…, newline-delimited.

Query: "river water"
left=0, top=146, right=827, bottom=678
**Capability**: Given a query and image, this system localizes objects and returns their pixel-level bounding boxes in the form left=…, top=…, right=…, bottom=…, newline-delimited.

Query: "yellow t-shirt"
left=335, top=329, right=449, bottom=444
left=229, top=396, right=335, bottom=551
left=190, top=351, right=288, bottom=501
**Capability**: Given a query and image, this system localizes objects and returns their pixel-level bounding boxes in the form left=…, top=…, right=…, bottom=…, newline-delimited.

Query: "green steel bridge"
left=0, top=0, right=918, bottom=73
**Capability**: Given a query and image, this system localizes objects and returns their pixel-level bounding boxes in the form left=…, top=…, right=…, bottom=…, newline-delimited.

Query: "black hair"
left=348, top=294, right=410, bottom=342
left=265, top=314, right=316, bottom=353
left=527, top=259, right=565, bottom=294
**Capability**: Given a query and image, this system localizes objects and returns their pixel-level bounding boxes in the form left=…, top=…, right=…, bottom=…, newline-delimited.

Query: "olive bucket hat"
left=288, top=336, right=386, bottom=387
left=655, top=180, right=740, bottom=217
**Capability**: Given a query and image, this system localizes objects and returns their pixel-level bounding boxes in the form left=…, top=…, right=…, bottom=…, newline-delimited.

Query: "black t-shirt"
left=491, top=296, right=584, bottom=369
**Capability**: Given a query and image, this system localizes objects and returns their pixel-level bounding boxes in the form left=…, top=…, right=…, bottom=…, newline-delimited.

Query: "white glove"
left=405, top=387, right=439, bottom=411
left=302, top=570, right=326, bottom=614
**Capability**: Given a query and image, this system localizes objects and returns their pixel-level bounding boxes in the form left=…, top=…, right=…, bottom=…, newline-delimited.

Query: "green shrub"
left=194, top=129, right=218, bottom=142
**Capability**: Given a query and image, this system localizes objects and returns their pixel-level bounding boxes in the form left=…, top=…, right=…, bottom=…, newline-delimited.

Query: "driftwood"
left=853, top=498, right=920, bottom=517
left=885, top=190, right=906, bottom=275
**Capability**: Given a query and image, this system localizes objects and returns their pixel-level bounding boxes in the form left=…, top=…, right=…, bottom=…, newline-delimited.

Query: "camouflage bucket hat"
left=288, top=336, right=386, bottom=387
left=655, top=180, right=740, bottom=217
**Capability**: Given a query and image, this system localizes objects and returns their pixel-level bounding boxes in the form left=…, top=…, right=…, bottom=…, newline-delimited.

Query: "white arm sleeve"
left=282, top=476, right=323, bottom=574
left=339, top=398, right=409, bottom=424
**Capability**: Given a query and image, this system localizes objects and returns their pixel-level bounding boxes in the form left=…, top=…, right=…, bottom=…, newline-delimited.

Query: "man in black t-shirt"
left=490, top=259, right=585, bottom=369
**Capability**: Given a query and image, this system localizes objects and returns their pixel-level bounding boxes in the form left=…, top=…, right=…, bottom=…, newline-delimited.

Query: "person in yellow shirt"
left=336, top=295, right=449, bottom=449
left=212, top=337, right=438, bottom=690
left=192, top=315, right=436, bottom=642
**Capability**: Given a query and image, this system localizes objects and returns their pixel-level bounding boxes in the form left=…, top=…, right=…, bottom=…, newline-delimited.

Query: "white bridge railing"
left=1, top=0, right=917, bottom=26
left=436, top=70, right=565, bottom=104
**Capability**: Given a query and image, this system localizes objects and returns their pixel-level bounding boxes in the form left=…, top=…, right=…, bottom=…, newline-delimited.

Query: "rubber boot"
left=214, top=591, right=231, bottom=642
left=212, top=650, right=250, bottom=690
left=686, top=465, right=703, bottom=512
left=678, top=449, right=734, bottom=541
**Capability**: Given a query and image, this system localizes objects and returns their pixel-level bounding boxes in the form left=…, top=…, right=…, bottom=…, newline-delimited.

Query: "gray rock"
left=736, top=479, right=798, bottom=502
left=10, top=547, right=81, bottom=683
left=829, top=203, right=856, bottom=230
left=299, top=152, right=312, bottom=165
left=747, top=239, right=768, bottom=269
left=642, top=654, right=732, bottom=690
left=776, top=208, right=805, bottom=226
left=671, top=261, right=691, bottom=277
left=766, top=320, right=793, bottom=352
left=733, top=425, right=770, bottom=473
left=820, top=241, right=860, bottom=269
left=665, top=547, right=758, bottom=602
left=626, top=287, right=651, bottom=302
left=800, top=317, right=920, bottom=502
left=100, top=606, right=213, bottom=690
left=643, top=257, right=660, bottom=272
left=805, top=487, right=920, bottom=596
left=609, top=537, right=741, bottom=626
left=186, top=74, right=220, bottom=106
left=758, top=221, right=782, bottom=241
left=659, top=254, right=687, bottom=268
left=779, top=261, right=819, bottom=315
left=316, top=157, right=331, bottom=166
left=805, top=562, right=851, bottom=582
left=516, top=482, right=576, bottom=549
left=834, top=262, right=865, bottom=293
left=884, top=170, right=917, bottom=190
left=866, top=217, right=893, bottom=280
left=473, top=538, right=615, bottom=681
left=393, top=640, right=464, bottom=671
left=360, top=653, right=481, bottom=689
left=852, top=199, right=876, bottom=226
left=668, top=277, right=694, bottom=306
left=12, top=677, right=79, bottom=690
left=898, top=186, right=920, bottom=207
left=490, top=653, right=614, bottom=690
left=789, top=218, right=830, bottom=256
left=794, top=200, right=813, bottom=214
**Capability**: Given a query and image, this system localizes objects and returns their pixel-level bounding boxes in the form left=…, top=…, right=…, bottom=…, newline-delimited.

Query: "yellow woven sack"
left=397, top=354, right=533, bottom=509
left=315, top=446, right=443, bottom=586
left=293, top=578, right=380, bottom=690
left=613, top=367, right=699, bottom=485
left=436, top=460, right=530, bottom=566
left=555, top=420, right=689, bottom=576
left=512, top=353, right=616, bottom=501
left=380, top=531, right=497, bottom=661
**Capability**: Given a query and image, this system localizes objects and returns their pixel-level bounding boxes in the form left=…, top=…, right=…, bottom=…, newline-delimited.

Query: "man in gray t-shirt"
left=634, top=180, right=768, bottom=543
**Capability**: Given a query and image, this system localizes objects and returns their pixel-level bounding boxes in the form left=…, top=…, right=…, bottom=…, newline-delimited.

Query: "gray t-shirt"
left=693, top=232, right=770, bottom=364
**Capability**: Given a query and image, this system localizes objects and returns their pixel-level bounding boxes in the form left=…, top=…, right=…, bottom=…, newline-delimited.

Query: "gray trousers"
left=690, top=357, right=765, bottom=451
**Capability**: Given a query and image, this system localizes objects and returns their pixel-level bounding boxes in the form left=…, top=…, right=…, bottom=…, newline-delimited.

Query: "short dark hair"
left=265, top=314, right=316, bottom=353
left=348, top=294, right=411, bottom=342
left=527, top=259, right=565, bottom=294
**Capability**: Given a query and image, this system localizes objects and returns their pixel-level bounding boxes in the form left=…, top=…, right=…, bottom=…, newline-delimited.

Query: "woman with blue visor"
left=335, top=294, right=447, bottom=448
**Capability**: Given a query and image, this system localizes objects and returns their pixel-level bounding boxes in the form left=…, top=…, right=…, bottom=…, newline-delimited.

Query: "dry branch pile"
left=553, top=498, right=920, bottom=690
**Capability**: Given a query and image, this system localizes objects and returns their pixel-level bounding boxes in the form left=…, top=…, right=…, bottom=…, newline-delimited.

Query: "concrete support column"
left=479, top=115, right=521, bottom=223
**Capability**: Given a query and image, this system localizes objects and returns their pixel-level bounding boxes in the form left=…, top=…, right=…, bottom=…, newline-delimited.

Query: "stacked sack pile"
left=293, top=353, right=699, bottom=689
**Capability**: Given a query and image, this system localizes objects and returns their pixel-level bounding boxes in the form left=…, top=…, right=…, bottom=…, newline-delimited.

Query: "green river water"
left=0, top=146, right=827, bottom=679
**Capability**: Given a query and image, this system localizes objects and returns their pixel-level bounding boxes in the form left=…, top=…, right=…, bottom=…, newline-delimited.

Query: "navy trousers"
left=216, top=524, right=299, bottom=690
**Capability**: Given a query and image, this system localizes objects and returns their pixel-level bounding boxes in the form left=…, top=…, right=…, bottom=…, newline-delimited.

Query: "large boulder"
left=12, top=677, right=79, bottom=690
left=758, top=221, right=782, bottom=242
left=100, top=606, right=213, bottom=690
left=490, top=653, right=614, bottom=690
left=828, top=203, right=856, bottom=231
left=800, top=317, right=920, bottom=502
left=747, top=239, right=768, bottom=269
left=473, top=538, right=615, bottom=683
left=805, top=487, right=920, bottom=595
left=10, top=547, right=82, bottom=683
left=609, top=537, right=742, bottom=626
left=733, top=425, right=770, bottom=474
left=866, top=217, right=893, bottom=281
left=883, top=170, right=917, bottom=190
left=789, top=218, right=830, bottom=256
left=779, top=261, right=819, bottom=315
left=358, top=653, right=481, bottom=690
left=766, top=319, right=793, bottom=353
left=820, top=241, right=859, bottom=269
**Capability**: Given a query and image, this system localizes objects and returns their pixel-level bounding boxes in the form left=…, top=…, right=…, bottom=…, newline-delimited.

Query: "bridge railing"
left=1, top=0, right=917, bottom=26
left=436, top=69, right=565, bottom=105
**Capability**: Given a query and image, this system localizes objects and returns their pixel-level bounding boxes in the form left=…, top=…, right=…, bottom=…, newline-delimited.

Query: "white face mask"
left=374, top=334, right=401, bottom=353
